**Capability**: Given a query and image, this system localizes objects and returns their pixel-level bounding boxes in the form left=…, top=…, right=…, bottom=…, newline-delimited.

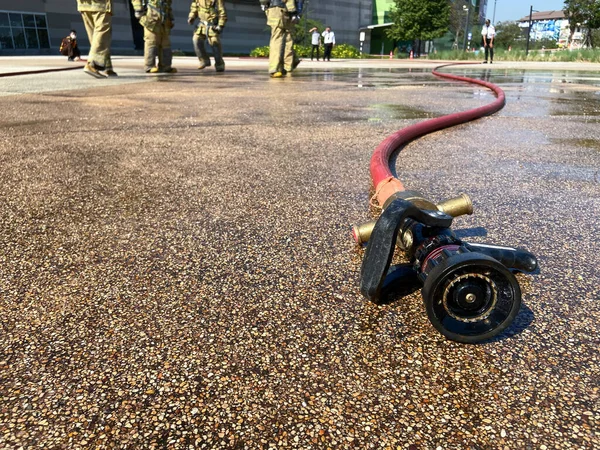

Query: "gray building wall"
left=0, top=0, right=372, bottom=55
left=307, top=1, right=373, bottom=48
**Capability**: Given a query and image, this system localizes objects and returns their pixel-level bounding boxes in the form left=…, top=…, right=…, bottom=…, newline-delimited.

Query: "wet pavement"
left=0, top=56, right=599, bottom=449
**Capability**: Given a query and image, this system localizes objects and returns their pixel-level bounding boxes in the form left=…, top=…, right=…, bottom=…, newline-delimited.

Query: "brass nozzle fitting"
left=436, top=193, right=473, bottom=217
left=351, top=193, right=473, bottom=244
left=352, top=221, right=376, bottom=245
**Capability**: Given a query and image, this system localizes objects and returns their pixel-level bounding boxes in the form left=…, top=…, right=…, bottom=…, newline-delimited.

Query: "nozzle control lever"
left=360, top=198, right=452, bottom=303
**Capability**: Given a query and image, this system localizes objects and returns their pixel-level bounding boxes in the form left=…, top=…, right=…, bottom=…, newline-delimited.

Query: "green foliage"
left=448, top=0, right=479, bottom=49
left=529, top=38, right=559, bottom=50
left=332, top=43, right=361, bottom=58
left=294, top=45, right=312, bottom=57
left=494, top=21, right=525, bottom=50
left=428, top=47, right=600, bottom=62
left=294, top=16, right=326, bottom=45
left=592, top=29, right=600, bottom=47
left=564, top=0, right=600, bottom=30
left=250, top=46, right=270, bottom=57
left=564, top=0, right=600, bottom=47
left=386, top=0, right=450, bottom=42
left=249, top=43, right=361, bottom=59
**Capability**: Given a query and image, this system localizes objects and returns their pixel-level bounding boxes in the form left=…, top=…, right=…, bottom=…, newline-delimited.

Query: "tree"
left=449, top=0, right=477, bottom=49
left=386, top=0, right=451, bottom=47
left=494, top=21, right=526, bottom=49
left=294, top=16, right=325, bottom=45
left=564, top=0, right=600, bottom=47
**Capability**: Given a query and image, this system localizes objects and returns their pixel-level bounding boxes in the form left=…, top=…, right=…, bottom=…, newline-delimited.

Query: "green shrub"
left=294, top=45, right=312, bottom=58
left=429, top=47, right=600, bottom=62
left=250, top=45, right=270, bottom=57
left=249, top=43, right=361, bottom=59
left=332, top=43, right=360, bottom=59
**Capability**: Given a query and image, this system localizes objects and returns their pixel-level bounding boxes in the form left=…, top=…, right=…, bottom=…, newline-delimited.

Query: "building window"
left=0, top=11, right=50, bottom=50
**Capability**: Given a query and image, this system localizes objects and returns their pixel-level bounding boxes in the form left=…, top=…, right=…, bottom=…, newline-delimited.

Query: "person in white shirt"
left=322, top=26, right=335, bottom=61
left=309, top=27, right=321, bottom=61
left=481, top=19, right=496, bottom=64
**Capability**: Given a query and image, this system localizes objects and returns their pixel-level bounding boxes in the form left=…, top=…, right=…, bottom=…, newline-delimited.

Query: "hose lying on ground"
left=353, top=64, right=540, bottom=344
left=368, top=62, right=506, bottom=210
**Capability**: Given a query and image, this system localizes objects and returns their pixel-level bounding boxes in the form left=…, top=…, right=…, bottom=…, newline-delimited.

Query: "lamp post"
left=525, top=5, right=538, bottom=56
left=493, top=0, right=497, bottom=24
left=462, top=2, right=471, bottom=51
left=303, top=0, right=309, bottom=45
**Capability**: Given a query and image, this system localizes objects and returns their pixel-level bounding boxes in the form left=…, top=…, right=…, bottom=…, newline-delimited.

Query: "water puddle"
left=552, top=138, right=600, bottom=151
left=370, top=103, right=436, bottom=120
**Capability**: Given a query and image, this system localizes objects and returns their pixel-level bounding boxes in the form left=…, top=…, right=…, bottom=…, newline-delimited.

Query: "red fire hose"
left=354, top=63, right=538, bottom=343
left=369, top=62, right=506, bottom=208
left=0, top=66, right=83, bottom=78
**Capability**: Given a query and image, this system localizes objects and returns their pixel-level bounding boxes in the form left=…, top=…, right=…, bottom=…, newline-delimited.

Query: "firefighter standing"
left=188, top=0, right=227, bottom=72
left=132, top=0, right=177, bottom=73
left=261, top=0, right=300, bottom=78
left=76, top=0, right=116, bottom=78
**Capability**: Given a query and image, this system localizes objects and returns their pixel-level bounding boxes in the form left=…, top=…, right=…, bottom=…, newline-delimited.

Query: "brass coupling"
left=436, top=193, right=473, bottom=217
left=352, top=193, right=473, bottom=245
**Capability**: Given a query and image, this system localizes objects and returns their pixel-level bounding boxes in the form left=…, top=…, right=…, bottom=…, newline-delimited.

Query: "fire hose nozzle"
left=352, top=193, right=473, bottom=245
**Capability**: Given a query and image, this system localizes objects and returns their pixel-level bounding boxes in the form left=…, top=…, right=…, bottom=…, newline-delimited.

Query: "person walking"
left=309, top=26, right=320, bottom=61
left=188, top=0, right=227, bottom=72
left=261, top=0, right=300, bottom=78
left=76, top=0, right=116, bottom=77
left=481, top=19, right=495, bottom=64
left=322, top=26, right=335, bottom=61
left=132, top=0, right=177, bottom=73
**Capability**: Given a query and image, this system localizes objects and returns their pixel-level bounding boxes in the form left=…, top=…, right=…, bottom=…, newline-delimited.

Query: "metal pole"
left=525, top=5, right=533, bottom=56
left=463, top=2, right=471, bottom=51
left=304, top=0, right=309, bottom=45
left=493, top=0, right=497, bottom=24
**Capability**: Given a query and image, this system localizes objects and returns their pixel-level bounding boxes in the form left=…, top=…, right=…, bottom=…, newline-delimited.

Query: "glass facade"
left=0, top=10, right=50, bottom=50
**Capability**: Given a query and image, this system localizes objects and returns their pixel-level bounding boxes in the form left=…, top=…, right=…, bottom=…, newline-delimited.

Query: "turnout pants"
left=193, top=24, right=225, bottom=71
left=266, top=7, right=297, bottom=74
left=144, top=24, right=173, bottom=72
left=81, top=10, right=113, bottom=70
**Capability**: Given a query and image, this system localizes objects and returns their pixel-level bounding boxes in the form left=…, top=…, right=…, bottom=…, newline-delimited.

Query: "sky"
left=489, top=0, right=566, bottom=24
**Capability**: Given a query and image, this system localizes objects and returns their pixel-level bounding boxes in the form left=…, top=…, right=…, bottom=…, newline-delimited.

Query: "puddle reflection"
left=294, top=67, right=600, bottom=120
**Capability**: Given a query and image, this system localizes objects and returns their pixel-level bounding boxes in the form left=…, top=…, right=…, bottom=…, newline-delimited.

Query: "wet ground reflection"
left=293, top=67, right=600, bottom=121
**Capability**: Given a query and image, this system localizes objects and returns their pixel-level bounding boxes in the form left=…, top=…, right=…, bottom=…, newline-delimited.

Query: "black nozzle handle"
left=465, top=243, right=538, bottom=273
left=360, top=198, right=453, bottom=303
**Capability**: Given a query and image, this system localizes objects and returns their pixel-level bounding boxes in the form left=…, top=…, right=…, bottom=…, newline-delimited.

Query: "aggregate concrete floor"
left=0, top=56, right=599, bottom=449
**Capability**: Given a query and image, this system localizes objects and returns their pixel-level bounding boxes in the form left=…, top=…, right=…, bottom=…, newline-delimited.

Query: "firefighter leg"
left=282, top=18, right=298, bottom=73
left=144, top=27, right=159, bottom=72
left=157, top=25, right=175, bottom=72
left=81, top=11, right=113, bottom=70
left=268, top=25, right=285, bottom=74
left=209, top=31, right=225, bottom=72
left=193, top=29, right=211, bottom=69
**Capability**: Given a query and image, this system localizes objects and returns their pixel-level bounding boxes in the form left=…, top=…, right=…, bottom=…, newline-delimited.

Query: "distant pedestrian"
left=322, top=26, right=335, bottom=61
left=481, top=19, right=495, bottom=64
left=60, top=30, right=82, bottom=61
left=309, top=27, right=320, bottom=61
left=76, top=0, right=116, bottom=77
